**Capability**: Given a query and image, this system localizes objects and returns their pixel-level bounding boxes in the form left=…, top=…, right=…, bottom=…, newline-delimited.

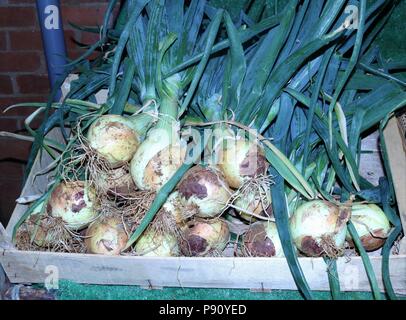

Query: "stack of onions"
left=178, top=165, right=231, bottom=218
left=85, top=216, right=128, bottom=255
left=180, top=219, right=230, bottom=256
left=242, top=221, right=284, bottom=257
left=346, top=203, right=391, bottom=251
left=289, top=200, right=350, bottom=257
left=47, top=181, right=99, bottom=230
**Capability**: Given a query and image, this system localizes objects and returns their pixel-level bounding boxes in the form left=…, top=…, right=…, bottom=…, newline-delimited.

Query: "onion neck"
left=156, top=77, right=181, bottom=139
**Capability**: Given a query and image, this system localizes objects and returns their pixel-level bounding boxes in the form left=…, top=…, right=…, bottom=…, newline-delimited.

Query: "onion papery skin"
left=85, top=217, right=128, bottom=255
left=135, top=229, right=180, bottom=257
left=162, top=191, right=186, bottom=226
left=178, top=165, right=231, bottom=218
left=235, top=191, right=272, bottom=222
left=26, top=215, right=61, bottom=247
left=48, top=181, right=99, bottom=230
left=130, top=129, right=187, bottom=191
left=87, top=115, right=140, bottom=168
left=180, top=219, right=230, bottom=256
left=217, top=138, right=269, bottom=189
left=346, top=203, right=391, bottom=251
left=289, top=200, right=349, bottom=257
left=243, top=221, right=284, bottom=257
left=96, top=166, right=136, bottom=196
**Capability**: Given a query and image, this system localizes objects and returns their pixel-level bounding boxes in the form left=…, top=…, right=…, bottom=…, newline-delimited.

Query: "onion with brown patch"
left=87, top=115, right=140, bottom=168
left=217, top=138, right=269, bottom=189
left=242, top=221, right=284, bottom=257
left=85, top=216, right=128, bottom=255
left=289, top=200, right=350, bottom=258
left=346, top=203, right=391, bottom=251
left=130, top=128, right=187, bottom=191
left=180, top=219, right=230, bottom=256
left=178, top=165, right=231, bottom=218
left=48, top=181, right=99, bottom=230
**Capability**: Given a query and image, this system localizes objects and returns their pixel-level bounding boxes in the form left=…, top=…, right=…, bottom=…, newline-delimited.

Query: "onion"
left=130, top=128, right=187, bottom=191
left=161, top=191, right=187, bottom=225
left=48, top=181, right=99, bottom=230
left=20, top=201, right=70, bottom=248
left=85, top=217, right=128, bottom=255
left=135, top=229, right=180, bottom=257
left=346, top=203, right=391, bottom=251
left=96, top=166, right=136, bottom=196
left=178, top=165, right=231, bottom=218
left=217, top=138, right=269, bottom=189
left=289, top=200, right=350, bottom=257
left=87, top=115, right=140, bottom=168
left=243, top=221, right=284, bottom=257
left=234, top=190, right=272, bottom=222
left=180, top=219, right=230, bottom=256
left=26, top=215, right=64, bottom=248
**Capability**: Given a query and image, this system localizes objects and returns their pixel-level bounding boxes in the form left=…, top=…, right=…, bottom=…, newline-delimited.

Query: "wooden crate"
left=0, top=117, right=405, bottom=294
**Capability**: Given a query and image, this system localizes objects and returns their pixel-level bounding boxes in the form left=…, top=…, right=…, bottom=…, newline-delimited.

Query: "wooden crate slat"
left=1, top=249, right=405, bottom=293
left=383, top=118, right=406, bottom=238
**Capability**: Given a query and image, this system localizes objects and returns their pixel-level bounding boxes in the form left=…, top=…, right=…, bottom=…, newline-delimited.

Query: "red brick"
left=0, top=7, right=36, bottom=28
left=8, top=0, right=36, bottom=4
left=61, top=5, right=108, bottom=27
left=68, top=49, right=99, bottom=61
left=0, top=161, right=24, bottom=180
left=0, top=52, right=41, bottom=72
left=0, top=95, right=47, bottom=117
left=0, top=178, right=25, bottom=224
left=80, top=31, right=101, bottom=45
left=9, top=30, right=43, bottom=51
left=0, top=31, right=7, bottom=50
left=0, top=75, right=13, bottom=94
left=60, top=0, right=109, bottom=4
left=64, top=29, right=80, bottom=52
left=16, top=74, right=50, bottom=94
left=0, top=117, right=21, bottom=132
left=0, top=137, right=32, bottom=161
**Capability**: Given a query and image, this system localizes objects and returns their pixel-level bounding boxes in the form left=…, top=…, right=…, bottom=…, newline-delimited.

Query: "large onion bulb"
left=346, top=203, right=391, bottom=251
left=217, top=138, right=269, bottom=189
left=289, top=200, right=350, bottom=257
left=48, top=181, right=99, bottom=230
left=178, top=165, right=231, bottom=218
left=135, top=229, right=180, bottom=257
left=85, top=217, right=128, bottom=255
left=130, top=128, right=187, bottom=191
left=87, top=115, right=140, bottom=168
left=243, top=221, right=284, bottom=257
left=180, top=219, right=230, bottom=256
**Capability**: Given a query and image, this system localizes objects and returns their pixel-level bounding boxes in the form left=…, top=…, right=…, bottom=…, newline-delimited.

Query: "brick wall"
left=0, top=0, right=116, bottom=225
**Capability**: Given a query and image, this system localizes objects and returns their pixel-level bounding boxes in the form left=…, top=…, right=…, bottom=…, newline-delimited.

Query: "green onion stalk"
left=130, top=75, right=187, bottom=191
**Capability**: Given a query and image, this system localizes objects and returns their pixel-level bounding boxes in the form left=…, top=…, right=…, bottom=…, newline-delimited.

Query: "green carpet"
left=55, top=280, right=406, bottom=300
